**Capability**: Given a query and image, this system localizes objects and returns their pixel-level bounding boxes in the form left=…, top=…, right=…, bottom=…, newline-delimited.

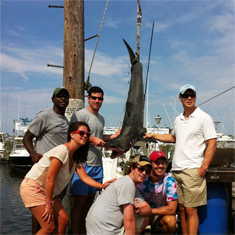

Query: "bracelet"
left=46, top=205, right=53, bottom=209
left=46, top=200, right=54, bottom=206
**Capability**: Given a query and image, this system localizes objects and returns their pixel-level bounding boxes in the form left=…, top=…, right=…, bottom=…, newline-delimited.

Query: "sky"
left=1, top=0, right=235, bottom=136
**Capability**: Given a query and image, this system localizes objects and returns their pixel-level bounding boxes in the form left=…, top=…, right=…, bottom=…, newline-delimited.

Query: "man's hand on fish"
left=89, top=136, right=106, bottom=147
left=111, top=128, right=122, bottom=139
left=143, top=133, right=153, bottom=139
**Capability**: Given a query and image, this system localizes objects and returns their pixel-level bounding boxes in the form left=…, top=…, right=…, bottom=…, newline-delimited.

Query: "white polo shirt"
left=172, top=107, right=217, bottom=171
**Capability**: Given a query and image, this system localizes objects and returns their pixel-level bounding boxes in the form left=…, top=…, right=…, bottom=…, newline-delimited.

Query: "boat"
left=9, top=118, right=33, bottom=168
left=9, top=136, right=33, bottom=168
left=0, top=132, right=6, bottom=160
left=216, top=132, right=235, bottom=149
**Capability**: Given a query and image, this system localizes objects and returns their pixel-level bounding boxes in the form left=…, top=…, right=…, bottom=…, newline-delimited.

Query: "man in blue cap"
left=144, top=84, right=217, bottom=235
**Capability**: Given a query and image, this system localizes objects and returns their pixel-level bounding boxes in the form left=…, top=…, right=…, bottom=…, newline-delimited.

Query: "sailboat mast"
left=18, top=96, right=20, bottom=121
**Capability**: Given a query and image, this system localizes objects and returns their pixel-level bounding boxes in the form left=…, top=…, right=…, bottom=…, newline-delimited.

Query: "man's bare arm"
left=144, top=133, right=176, bottom=143
left=151, top=200, right=178, bottom=216
left=198, top=138, right=217, bottom=177
left=23, top=130, right=42, bottom=163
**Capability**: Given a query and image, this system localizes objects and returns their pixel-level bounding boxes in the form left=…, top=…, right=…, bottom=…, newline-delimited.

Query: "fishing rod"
left=136, top=0, right=142, bottom=61
left=144, top=21, right=154, bottom=99
left=144, top=21, right=154, bottom=128
left=198, top=86, right=235, bottom=106
left=85, top=0, right=110, bottom=92
left=158, top=87, right=235, bottom=129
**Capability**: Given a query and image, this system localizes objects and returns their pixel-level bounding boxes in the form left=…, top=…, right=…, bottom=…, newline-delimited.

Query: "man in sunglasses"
left=86, top=155, right=152, bottom=235
left=70, top=86, right=120, bottom=234
left=23, top=87, right=69, bottom=233
left=137, top=151, right=178, bottom=234
left=144, top=84, right=217, bottom=235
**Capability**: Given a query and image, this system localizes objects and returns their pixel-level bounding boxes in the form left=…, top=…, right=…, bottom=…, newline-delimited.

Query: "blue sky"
left=1, top=0, right=235, bottom=136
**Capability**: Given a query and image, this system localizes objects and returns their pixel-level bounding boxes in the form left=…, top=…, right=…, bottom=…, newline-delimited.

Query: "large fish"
left=104, top=39, right=144, bottom=159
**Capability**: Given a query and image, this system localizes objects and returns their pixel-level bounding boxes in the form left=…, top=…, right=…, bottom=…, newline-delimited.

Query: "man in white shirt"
left=144, top=84, right=217, bottom=235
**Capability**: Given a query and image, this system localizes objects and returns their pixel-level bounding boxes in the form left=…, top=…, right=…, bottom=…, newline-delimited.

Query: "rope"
left=85, top=0, right=109, bottom=92
left=136, top=0, right=142, bottom=61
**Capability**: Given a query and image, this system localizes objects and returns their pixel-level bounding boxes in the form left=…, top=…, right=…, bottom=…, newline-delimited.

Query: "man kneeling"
left=137, top=151, right=178, bottom=234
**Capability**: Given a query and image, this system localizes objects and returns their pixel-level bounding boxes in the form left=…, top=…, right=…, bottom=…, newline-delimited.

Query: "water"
left=0, top=161, right=31, bottom=235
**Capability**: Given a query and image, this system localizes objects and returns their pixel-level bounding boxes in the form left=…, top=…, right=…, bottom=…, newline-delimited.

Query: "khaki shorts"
left=172, top=169, right=207, bottom=207
left=20, top=178, right=46, bottom=208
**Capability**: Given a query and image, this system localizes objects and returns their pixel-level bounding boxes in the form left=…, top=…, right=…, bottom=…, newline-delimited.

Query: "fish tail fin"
left=123, top=39, right=138, bottom=65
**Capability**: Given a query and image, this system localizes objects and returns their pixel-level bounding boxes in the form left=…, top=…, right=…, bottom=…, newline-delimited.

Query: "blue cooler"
left=198, top=183, right=228, bottom=234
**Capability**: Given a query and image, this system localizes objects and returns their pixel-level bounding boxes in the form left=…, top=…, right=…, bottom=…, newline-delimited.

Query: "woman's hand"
left=102, top=178, right=116, bottom=189
left=41, top=204, right=54, bottom=224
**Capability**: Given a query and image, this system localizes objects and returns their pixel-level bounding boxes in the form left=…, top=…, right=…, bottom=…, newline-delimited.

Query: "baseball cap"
left=52, top=87, right=69, bottom=97
left=179, top=84, right=196, bottom=95
left=149, top=151, right=166, bottom=162
left=129, top=155, right=152, bottom=167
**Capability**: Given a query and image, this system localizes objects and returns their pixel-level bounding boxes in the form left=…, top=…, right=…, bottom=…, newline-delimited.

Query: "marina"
left=1, top=118, right=235, bottom=235
left=1, top=138, right=235, bottom=234
left=1, top=122, right=235, bottom=234
left=1, top=1, right=235, bottom=234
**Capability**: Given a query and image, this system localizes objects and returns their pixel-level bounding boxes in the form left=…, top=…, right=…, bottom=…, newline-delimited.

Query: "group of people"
left=20, top=83, right=217, bottom=235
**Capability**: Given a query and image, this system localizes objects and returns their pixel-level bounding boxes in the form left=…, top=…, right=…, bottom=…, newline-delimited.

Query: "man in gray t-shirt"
left=70, top=86, right=120, bottom=234
left=23, top=87, right=69, bottom=163
left=86, top=155, right=152, bottom=235
left=23, top=87, right=69, bottom=234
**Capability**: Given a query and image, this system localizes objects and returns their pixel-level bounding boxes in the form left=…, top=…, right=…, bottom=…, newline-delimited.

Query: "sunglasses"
left=136, top=166, right=151, bottom=175
left=90, top=96, right=104, bottom=101
left=181, top=93, right=196, bottom=99
left=73, top=130, right=91, bottom=138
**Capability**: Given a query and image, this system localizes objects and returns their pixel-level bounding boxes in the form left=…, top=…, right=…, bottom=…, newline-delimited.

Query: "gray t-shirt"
left=28, top=108, right=68, bottom=155
left=86, top=175, right=143, bottom=235
left=70, top=108, right=105, bottom=166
